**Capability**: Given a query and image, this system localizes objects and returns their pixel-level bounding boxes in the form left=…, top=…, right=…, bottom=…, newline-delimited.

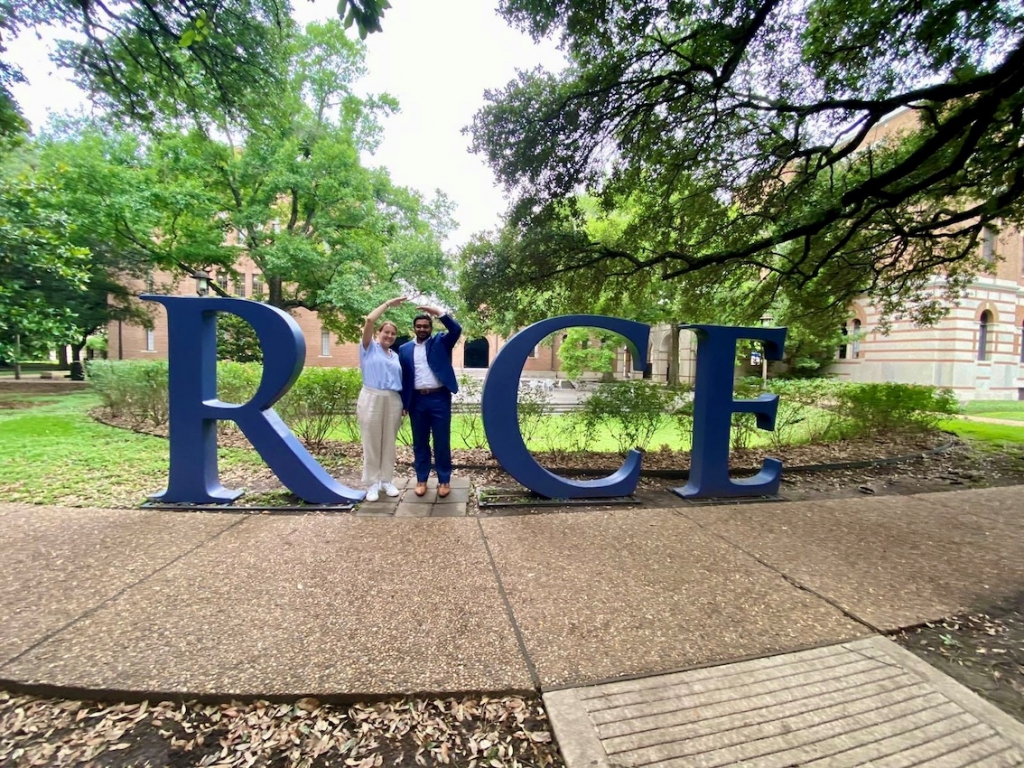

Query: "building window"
left=145, top=329, right=155, bottom=352
left=216, top=273, right=230, bottom=294
left=321, top=329, right=331, bottom=357
left=978, top=310, right=993, bottom=361
left=851, top=319, right=862, bottom=359
left=235, top=275, right=246, bottom=298
left=838, top=325, right=848, bottom=359
left=982, top=227, right=996, bottom=264
left=145, top=274, right=155, bottom=293
left=528, top=345, right=540, bottom=359
left=252, top=275, right=265, bottom=299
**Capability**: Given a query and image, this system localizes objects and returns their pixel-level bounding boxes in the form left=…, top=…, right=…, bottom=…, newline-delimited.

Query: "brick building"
left=108, top=256, right=565, bottom=377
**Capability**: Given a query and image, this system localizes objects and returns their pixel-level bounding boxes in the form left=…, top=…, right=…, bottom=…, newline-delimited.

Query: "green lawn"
left=939, top=418, right=1024, bottom=446
left=962, top=400, right=1024, bottom=414
left=0, top=393, right=263, bottom=507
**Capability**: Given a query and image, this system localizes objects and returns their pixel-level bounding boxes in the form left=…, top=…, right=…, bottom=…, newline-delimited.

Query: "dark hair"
left=413, top=314, right=433, bottom=327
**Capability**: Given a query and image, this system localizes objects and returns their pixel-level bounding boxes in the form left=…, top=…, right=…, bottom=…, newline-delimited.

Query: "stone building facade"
left=827, top=109, right=1024, bottom=401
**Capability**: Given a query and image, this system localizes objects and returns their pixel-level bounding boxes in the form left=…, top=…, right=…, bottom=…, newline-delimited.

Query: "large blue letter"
left=482, top=315, right=650, bottom=498
left=143, top=296, right=363, bottom=504
left=673, top=324, right=787, bottom=498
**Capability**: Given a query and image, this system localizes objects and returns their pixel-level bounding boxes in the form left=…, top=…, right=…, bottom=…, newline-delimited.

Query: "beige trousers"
left=357, top=386, right=403, bottom=485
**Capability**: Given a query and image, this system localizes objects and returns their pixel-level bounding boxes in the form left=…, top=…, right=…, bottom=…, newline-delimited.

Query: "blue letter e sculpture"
left=482, top=315, right=650, bottom=499
left=142, top=296, right=364, bottom=504
left=674, top=324, right=787, bottom=499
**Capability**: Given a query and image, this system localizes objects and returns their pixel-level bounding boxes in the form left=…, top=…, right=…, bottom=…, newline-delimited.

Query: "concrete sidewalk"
left=0, top=485, right=1021, bottom=702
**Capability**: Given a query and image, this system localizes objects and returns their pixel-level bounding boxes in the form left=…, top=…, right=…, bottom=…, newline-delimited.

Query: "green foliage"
left=277, top=367, right=362, bottom=450
left=833, top=383, right=960, bottom=437
left=557, top=328, right=616, bottom=380
left=467, top=0, right=1024, bottom=339
left=767, top=378, right=847, bottom=446
left=582, top=380, right=675, bottom=453
left=517, top=382, right=553, bottom=446
left=0, top=169, right=90, bottom=363
left=88, top=360, right=363, bottom=451
left=86, top=360, right=169, bottom=429
left=215, top=362, right=263, bottom=405
left=452, top=375, right=487, bottom=450
left=217, top=313, right=263, bottom=364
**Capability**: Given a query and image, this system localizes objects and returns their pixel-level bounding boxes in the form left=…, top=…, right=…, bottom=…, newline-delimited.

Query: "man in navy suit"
left=399, top=306, right=462, bottom=497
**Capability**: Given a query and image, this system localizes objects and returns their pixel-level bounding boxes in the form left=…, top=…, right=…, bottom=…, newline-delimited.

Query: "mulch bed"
left=894, top=591, right=1024, bottom=725
left=0, top=693, right=562, bottom=768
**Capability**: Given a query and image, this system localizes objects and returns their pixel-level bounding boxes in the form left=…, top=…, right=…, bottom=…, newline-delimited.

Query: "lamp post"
left=760, top=314, right=773, bottom=387
left=192, top=270, right=211, bottom=297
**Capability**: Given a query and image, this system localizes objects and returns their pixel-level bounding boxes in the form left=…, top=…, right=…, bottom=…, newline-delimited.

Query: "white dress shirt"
left=413, top=339, right=442, bottom=390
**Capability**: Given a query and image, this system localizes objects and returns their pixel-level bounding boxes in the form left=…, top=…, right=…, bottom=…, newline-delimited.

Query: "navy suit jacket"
left=399, top=314, right=462, bottom=411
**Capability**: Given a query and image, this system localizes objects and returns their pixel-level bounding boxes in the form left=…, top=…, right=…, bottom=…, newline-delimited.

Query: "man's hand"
left=416, top=305, right=443, bottom=317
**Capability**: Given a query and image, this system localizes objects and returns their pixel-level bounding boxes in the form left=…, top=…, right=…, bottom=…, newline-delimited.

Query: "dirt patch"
left=0, top=693, right=563, bottom=768
left=894, top=591, right=1024, bottom=724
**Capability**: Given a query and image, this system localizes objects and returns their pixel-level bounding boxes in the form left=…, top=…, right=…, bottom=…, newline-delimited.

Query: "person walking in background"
left=357, top=297, right=406, bottom=502
left=399, top=306, right=461, bottom=497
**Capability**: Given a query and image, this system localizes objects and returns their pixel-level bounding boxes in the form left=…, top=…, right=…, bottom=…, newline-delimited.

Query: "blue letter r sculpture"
left=143, top=296, right=364, bottom=505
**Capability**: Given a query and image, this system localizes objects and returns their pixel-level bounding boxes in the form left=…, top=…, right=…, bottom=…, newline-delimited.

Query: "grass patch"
left=963, top=411, right=1024, bottom=422
left=0, top=393, right=263, bottom=507
left=962, top=400, right=1024, bottom=414
left=939, top=418, right=1024, bottom=446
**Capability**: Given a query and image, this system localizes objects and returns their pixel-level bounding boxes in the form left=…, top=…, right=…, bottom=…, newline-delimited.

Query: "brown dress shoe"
left=415, top=482, right=427, bottom=497
left=438, top=483, right=451, bottom=498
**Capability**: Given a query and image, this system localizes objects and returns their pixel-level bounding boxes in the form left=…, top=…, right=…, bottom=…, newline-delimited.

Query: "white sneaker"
left=381, top=482, right=400, bottom=497
left=365, top=483, right=380, bottom=502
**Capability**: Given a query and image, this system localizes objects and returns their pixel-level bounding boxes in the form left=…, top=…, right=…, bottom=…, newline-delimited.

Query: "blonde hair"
left=377, top=320, right=398, bottom=335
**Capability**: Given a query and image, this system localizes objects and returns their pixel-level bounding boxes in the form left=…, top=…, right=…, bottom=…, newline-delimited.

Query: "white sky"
left=7, top=0, right=566, bottom=247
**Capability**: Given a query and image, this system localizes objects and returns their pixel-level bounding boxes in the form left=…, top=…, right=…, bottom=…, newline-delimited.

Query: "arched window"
left=851, top=319, right=862, bottom=359
left=978, top=311, right=993, bottom=361
left=838, top=325, right=848, bottom=359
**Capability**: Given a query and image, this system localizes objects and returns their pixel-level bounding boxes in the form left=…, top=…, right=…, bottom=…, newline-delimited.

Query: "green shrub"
left=216, top=362, right=263, bottom=405
left=518, top=382, right=553, bottom=446
left=276, top=367, right=362, bottom=450
left=583, top=380, right=674, bottom=453
left=86, top=360, right=170, bottom=429
left=832, top=382, right=959, bottom=437
left=767, top=378, right=847, bottom=446
left=452, top=375, right=487, bottom=450
left=547, top=410, right=599, bottom=457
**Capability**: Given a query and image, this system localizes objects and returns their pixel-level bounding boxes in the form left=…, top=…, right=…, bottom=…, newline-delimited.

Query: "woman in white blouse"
left=357, top=297, right=406, bottom=501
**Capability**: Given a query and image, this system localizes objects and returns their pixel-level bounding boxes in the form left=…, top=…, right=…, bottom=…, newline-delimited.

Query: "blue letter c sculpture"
left=481, top=315, right=650, bottom=499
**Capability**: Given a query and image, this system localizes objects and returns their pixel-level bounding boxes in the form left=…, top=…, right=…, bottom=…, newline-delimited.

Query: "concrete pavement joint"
left=474, top=518, right=542, bottom=691
left=671, top=508, right=887, bottom=636
left=0, top=512, right=250, bottom=675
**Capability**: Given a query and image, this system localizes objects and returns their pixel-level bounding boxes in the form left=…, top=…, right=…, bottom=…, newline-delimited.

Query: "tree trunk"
left=13, top=334, right=21, bottom=380
left=59, top=345, right=69, bottom=369
left=268, top=275, right=285, bottom=308
left=71, top=342, right=86, bottom=363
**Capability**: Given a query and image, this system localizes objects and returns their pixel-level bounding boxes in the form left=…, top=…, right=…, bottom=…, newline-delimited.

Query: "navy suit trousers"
left=410, top=390, right=452, bottom=483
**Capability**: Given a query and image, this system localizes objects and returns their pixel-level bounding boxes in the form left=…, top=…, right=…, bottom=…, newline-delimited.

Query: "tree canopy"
left=1, top=0, right=389, bottom=134
left=466, top=0, right=1024, bottom=332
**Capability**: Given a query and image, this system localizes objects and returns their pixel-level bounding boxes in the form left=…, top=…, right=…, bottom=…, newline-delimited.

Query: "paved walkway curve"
left=0, top=486, right=1022, bottom=704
